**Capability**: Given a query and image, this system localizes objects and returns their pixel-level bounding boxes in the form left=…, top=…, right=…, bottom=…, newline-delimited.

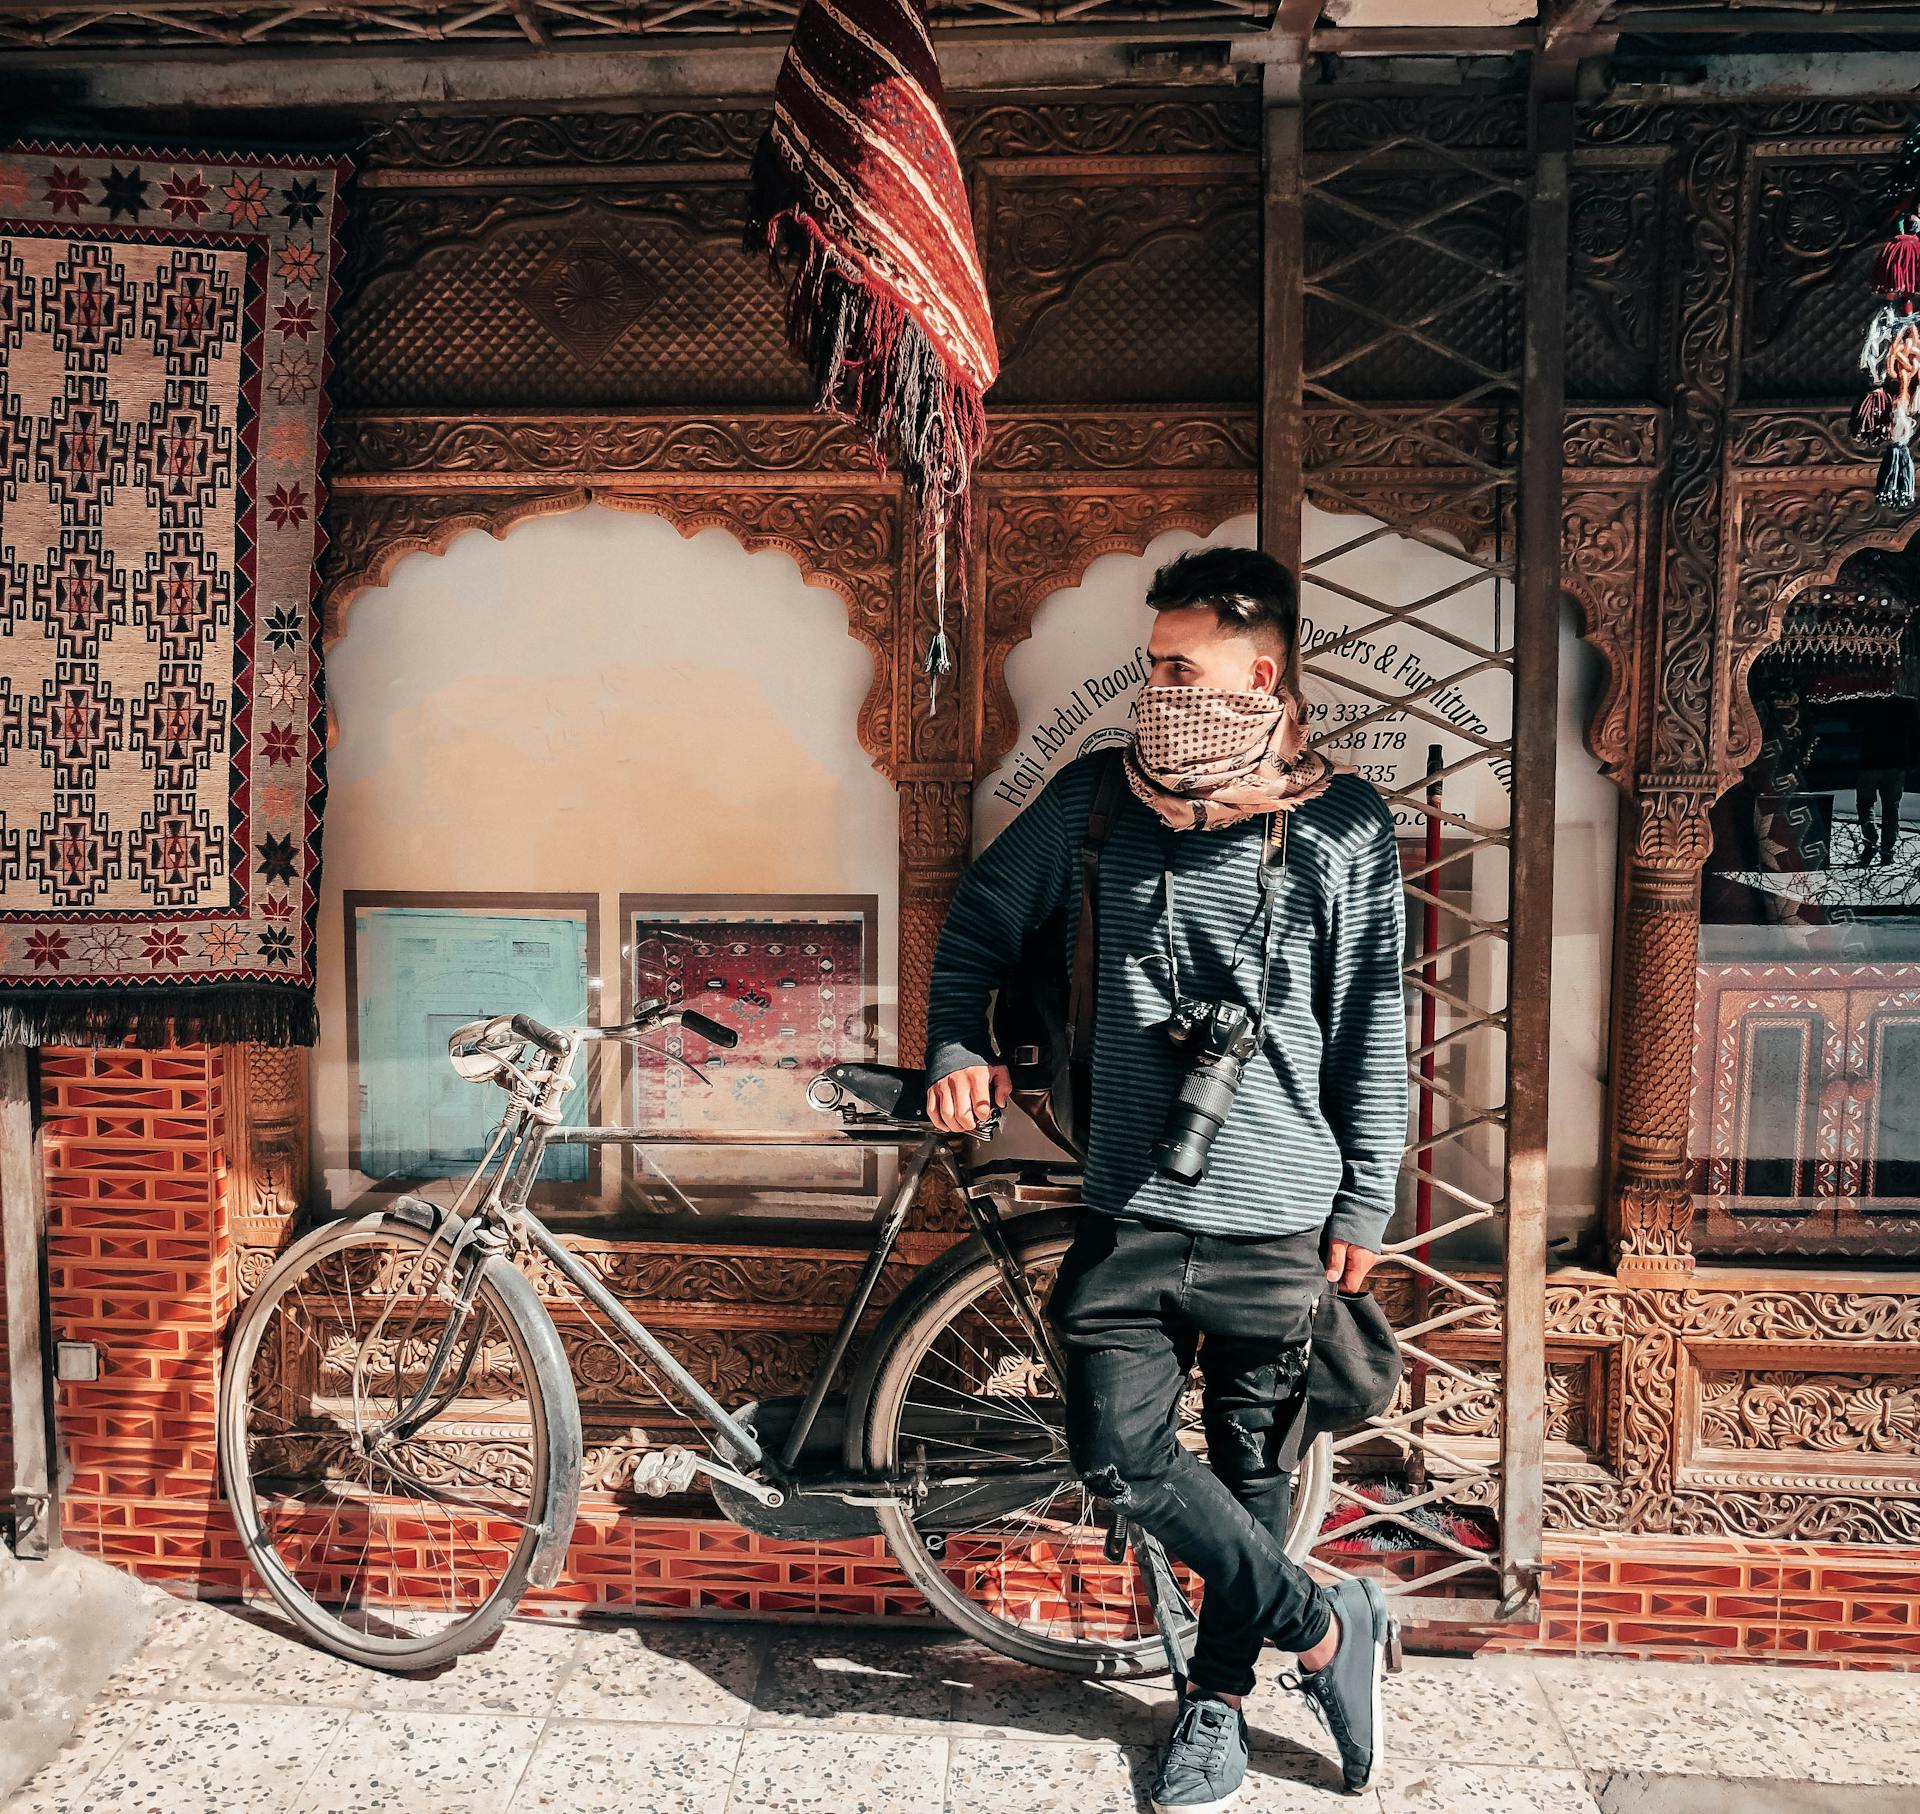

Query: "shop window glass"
left=351, top=900, right=592, bottom=1187
left=1694, top=549, right=1920, bottom=1259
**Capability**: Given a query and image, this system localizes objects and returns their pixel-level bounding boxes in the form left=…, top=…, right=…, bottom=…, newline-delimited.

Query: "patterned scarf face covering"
left=1124, top=684, right=1340, bottom=831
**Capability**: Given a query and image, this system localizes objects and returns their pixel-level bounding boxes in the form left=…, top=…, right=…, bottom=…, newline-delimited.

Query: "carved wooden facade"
left=257, top=89, right=1920, bottom=1549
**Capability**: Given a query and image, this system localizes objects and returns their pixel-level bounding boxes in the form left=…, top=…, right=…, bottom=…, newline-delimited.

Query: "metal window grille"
left=1295, top=90, right=1563, bottom=1624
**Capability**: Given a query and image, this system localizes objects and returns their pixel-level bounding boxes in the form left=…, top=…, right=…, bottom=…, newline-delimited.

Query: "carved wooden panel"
left=337, top=184, right=808, bottom=409
left=1680, top=1344, right=1920, bottom=1498
left=1743, top=129, right=1913, bottom=401
left=981, top=168, right=1259, bottom=403
left=1422, top=1273, right=1920, bottom=1545
left=1566, top=162, right=1663, bottom=400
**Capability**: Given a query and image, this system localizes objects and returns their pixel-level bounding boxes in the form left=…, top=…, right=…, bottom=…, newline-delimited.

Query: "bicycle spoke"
left=364, top=1447, right=539, bottom=1532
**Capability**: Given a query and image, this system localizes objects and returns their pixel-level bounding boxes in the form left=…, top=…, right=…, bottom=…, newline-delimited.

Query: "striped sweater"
left=926, top=748, right=1410, bottom=1252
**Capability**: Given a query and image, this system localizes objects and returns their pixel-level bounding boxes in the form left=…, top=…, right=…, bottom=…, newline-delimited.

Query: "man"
left=1851, top=691, right=1917, bottom=867
left=924, top=546, right=1409, bottom=1807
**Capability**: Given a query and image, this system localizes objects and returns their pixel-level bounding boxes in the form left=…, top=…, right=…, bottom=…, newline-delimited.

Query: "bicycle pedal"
left=630, top=1446, right=699, bottom=1497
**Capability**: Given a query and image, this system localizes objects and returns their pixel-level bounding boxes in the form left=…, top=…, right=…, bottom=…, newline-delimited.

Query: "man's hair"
left=1145, top=546, right=1301, bottom=692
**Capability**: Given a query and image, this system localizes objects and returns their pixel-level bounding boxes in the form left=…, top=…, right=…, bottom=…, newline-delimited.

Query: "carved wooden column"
left=1603, top=116, right=1743, bottom=1286
left=223, top=1042, right=311, bottom=1265
left=894, top=519, right=981, bottom=1071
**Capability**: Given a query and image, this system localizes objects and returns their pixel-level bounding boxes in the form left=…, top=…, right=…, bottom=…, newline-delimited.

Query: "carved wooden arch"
left=1560, top=487, right=1653, bottom=788
left=318, top=482, right=903, bottom=774
left=1726, top=477, right=1915, bottom=781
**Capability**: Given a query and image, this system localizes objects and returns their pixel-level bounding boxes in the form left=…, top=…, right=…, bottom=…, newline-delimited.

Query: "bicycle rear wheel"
left=217, top=1200, right=580, bottom=1670
left=854, top=1222, right=1332, bottom=1678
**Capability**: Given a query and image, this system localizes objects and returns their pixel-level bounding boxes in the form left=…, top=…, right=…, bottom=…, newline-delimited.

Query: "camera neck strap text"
left=1160, top=810, right=1290, bottom=1042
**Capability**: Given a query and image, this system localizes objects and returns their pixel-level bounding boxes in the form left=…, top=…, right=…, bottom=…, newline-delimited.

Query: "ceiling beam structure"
left=1536, top=0, right=1618, bottom=94
left=6, top=8, right=1918, bottom=135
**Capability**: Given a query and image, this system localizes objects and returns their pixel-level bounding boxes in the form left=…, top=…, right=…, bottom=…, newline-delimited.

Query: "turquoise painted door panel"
left=356, top=908, right=590, bottom=1182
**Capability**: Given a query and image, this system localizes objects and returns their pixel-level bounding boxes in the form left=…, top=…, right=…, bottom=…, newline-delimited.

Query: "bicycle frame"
left=410, top=1020, right=1074, bottom=1514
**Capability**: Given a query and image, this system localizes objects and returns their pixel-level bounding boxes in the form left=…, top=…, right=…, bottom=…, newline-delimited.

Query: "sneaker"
left=1282, top=1577, right=1392, bottom=1793
left=1149, top=1686, right=1249, bottom=1814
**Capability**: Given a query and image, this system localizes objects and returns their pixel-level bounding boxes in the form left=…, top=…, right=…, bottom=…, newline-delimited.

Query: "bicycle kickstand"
left=1115, top=1516, right=1193, bottom=1683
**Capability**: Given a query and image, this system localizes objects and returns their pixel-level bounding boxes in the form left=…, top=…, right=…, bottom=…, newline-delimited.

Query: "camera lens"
left=1151, top=1048, right=1250, bottom=1183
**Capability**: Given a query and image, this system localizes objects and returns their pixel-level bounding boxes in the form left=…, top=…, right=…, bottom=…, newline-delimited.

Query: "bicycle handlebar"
left=680, top=1010, right=739, bottom=1049
left=510, top=1012, right=569, bottom=1055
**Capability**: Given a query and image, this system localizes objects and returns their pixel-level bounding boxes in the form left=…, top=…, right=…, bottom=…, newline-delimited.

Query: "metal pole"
left=2, top=1044, right=57, bottom=1557
left=1499, top=89, right=1572, bottom=1618
left=1260, top=96, right=1305, bottom=584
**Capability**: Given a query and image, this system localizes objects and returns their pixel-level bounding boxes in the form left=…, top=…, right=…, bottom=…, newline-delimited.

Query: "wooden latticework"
left=1296, top=91, right=1558, bottom=1624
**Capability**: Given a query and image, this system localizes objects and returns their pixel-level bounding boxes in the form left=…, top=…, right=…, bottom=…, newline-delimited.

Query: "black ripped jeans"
left=1044, top=1209, right=1332, bottom=1697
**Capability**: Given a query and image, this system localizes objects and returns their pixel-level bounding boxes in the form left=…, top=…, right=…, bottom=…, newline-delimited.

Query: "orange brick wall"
left=22, top=1043, right=1920, bottom=1670
left=1384, top=1534, right=1920, bottom=1671
left=1477, top=1534, right=1920, bottom=1668
left=39, top=1045, right=240, bottom=1577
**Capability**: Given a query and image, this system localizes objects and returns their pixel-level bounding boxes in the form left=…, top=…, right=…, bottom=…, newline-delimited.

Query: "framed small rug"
left=0, top=140, right=350, bottom=1046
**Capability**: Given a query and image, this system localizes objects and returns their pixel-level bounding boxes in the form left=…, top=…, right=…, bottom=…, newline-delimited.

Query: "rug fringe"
left=746, top=148, right=987, bottom=561
left=0, top=986, right=320, bottom=1049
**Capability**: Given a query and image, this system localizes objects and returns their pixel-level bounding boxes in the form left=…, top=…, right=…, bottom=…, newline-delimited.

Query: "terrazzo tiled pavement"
left=8, top=1581, right=1920, bottom=1814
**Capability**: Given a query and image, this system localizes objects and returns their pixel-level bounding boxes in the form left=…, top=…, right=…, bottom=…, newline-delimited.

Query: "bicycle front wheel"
left=217, top=1201, right=581, bottom=1670
left=855, top=1222, right=1333, bottom=1678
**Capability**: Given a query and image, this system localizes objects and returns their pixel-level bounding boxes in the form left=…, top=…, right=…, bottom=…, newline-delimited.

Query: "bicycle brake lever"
left=636, top=1035, right=714, bottom=1089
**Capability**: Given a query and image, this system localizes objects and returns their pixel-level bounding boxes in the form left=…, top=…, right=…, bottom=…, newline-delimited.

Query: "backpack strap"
left=1066, top=748, right=1129, bottom=1066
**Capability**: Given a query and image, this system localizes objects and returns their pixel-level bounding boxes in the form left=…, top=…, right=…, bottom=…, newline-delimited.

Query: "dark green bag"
left=1301, top=1285, right=1404, bottom=1445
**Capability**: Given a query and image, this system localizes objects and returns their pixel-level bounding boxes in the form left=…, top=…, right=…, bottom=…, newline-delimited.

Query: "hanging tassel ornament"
left=1854, top=385, right=1894, bottom=445
left=1854, top=120, right=1920, bottom=513
left=922, top=500, right=955, bottom=715
left=1878, top=315, right=1920, bottom=511
left=1878, top=321, right=1920, bottom=511
left=1879, top=429, right=1916, bottom=511
left=744, top=0, right=998, bottom=724
left=1877, top=214, right=1920, bottom=299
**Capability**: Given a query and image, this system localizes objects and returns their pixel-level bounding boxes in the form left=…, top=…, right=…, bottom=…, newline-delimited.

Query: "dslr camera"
left=1151, top=997, right=1260, bottom=1184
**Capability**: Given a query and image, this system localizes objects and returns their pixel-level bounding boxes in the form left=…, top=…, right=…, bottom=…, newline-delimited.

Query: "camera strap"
left=1160, top=809, right=1289, bottom=1042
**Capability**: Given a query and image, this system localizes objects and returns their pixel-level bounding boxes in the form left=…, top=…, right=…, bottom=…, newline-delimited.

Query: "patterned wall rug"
left=0, top=140, right=348, bottom=1046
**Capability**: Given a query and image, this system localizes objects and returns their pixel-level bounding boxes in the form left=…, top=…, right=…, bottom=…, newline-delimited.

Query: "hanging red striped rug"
left=745, top=0, right=998, bottom=713
left=0, top=140, right=349, bottom=1047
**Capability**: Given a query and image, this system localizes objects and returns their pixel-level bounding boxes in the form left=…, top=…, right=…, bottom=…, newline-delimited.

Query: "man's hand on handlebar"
left=926, top=1063, right=1012, bottom=1134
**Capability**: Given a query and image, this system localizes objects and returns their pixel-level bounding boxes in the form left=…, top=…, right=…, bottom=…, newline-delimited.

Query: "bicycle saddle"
left=817, top=1062, right=929, bottom=1121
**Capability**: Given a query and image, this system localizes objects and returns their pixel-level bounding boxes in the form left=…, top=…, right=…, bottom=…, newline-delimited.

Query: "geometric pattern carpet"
left=0, top=139, right=349, bottom=1045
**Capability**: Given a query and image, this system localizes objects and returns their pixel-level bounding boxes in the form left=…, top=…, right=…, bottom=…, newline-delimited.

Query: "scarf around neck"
left=1123, top=683, right=1340, bottom=831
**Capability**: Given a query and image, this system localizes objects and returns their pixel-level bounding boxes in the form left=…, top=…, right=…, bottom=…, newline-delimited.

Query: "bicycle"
left=216, top=996, right=1333, bottom=1673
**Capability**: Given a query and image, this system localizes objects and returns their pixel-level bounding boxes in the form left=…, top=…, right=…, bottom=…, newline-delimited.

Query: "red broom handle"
left=1408, top=746, right=1442, bottom=1458
left=1416, top=745, right=1442, bottom=1260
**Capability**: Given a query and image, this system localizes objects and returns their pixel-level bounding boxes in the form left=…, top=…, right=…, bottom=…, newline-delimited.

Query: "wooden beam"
left=1540, top=0, right=1615, bottom=46
left=1259, top=100, right=1303, bottom=595
left=507, top=0, right=554, bottom=50
left=1, top=1044, right=55, bottom=1557
left=1310, top=25, right=1537, bottom=54
left=1256, top=0, right=1313, bottom=594
left=1537, top=0, right=1618, bottom=89
left=1499, top=87, right=1574, bottom=1621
